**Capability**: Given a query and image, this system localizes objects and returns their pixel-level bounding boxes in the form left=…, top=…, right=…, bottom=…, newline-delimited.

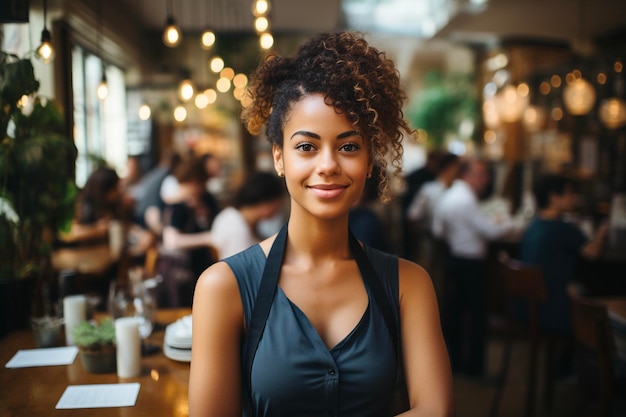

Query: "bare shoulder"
left=397, top=258, right=433, bottom=290
left=396, top=257, right=439, bottom=310
left=195, top=261, right=240, bottom=298
left=258, top=233, right=279, bottom=257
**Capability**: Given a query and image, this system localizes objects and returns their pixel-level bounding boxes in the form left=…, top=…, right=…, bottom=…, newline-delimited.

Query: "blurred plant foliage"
left=408, top=71, right=479, bottom=149
left=0, top=52, right=77, bottom=280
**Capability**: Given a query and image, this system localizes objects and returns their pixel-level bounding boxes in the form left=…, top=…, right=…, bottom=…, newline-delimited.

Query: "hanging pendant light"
left=200, top=0, right=215, bottom=49
left=97, top=70, right=108, bottom=100
left=36, top=0, right=55, bottom=64
left=563, top=76, right=595, bottom=115
left=163, top=0, right=181, bottom=47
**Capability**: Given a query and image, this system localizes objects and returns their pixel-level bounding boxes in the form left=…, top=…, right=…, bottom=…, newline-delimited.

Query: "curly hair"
left=241, top=32, right=414, bottom=202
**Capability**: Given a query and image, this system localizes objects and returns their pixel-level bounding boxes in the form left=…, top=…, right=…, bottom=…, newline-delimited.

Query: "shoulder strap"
left=242, top=222, right=288, bottom=407
left=348, top=231, right=399, bottom=353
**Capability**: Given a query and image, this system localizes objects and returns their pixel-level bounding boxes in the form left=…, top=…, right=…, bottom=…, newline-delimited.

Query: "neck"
left=286, top=210, right=351, bottom=264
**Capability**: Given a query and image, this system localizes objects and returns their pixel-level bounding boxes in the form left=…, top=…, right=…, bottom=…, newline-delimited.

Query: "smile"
left=307, top=184, right=348, bottom=199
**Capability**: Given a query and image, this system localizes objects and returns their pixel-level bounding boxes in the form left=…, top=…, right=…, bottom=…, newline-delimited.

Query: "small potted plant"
left=72, top=319, right=116, bottom=373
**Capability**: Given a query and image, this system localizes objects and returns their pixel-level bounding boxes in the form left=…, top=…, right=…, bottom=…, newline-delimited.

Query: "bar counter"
left=0, top=309, right=191, bottom=417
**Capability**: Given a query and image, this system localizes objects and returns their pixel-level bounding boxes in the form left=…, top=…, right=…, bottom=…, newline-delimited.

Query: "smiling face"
left=273, top=94, right=372, bottom=221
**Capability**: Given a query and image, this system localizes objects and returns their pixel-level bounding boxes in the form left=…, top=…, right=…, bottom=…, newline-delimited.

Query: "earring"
left=367, top=172, right=372, bottom=178
left=278, top=171, right=284, bottom=177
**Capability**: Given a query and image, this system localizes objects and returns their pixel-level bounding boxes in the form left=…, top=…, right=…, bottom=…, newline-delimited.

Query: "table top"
left=51, top=244, right=119, bottom=275
left=0, top=309, right=191, bottom=417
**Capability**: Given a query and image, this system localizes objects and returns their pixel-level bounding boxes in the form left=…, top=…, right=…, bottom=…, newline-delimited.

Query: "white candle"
left=115, top=317, right=141, bottom=378
left=63, top=295, right=87, bottom=346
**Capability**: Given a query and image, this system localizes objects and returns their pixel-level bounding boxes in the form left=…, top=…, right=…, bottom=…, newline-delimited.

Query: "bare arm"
left=580, top=222, right=608, bottom=259
left=396, top=259, right=454, bottom=417
left=189, top=262, right=244, bottom=417
left=59, top=218, right=110, bottom=243
left=162, top=225, right=212, bottom=251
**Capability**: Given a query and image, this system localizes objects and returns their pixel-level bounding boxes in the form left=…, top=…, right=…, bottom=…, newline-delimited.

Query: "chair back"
left=567, top=288, right=615, bottom=416
left=496, top=251, right=547, bottom=339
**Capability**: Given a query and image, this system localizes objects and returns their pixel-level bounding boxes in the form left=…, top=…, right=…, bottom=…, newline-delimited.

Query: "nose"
left=317, top=147, right=340, bottom=176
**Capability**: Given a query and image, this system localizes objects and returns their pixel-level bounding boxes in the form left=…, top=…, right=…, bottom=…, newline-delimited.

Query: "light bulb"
left=178, top=79, right=195, bottom=102
left=195, top=93, right=209, bottom=109
left=138, top=104, right=151, bottom=120
left=97, top=74, right=108, bottom=100
left=252, top=0, right=270, bottom=16
left=260, top=32, right=274, bottom=50
left=255, top=17, right=269, bottom=33
left=210, top=56, right=225, bottom=73
left=36, top=29, right=55, bottom=64
left=204, top=89, right=217, bottom=104
left=563, top=78, right=596, bottom=115
left=216, top=77, right=231, bottom=93
left=201, top=30, right=216, bottom=49
left=163, top=16, right=182, bottom=47
left=233, top=73, right=248, bottom=88
left=174, top=105, right=187, bottom=122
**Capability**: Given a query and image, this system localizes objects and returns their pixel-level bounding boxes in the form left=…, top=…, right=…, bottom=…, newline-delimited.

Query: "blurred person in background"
left=432, top=157, right=514, bottom=377
left=519, top=174, right=608, bottom=336
left=156, top=156, right=220, bottom=307
left=210, top=171, right=286, bottom=259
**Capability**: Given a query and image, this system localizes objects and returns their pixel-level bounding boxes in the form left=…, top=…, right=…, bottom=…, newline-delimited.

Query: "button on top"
left=328, top=368, right=336, bottom=376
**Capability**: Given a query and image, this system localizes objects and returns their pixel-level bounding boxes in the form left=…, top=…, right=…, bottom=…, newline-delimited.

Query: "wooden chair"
left=488, top=251, right=564, bottom=417
left=567, top=286, right=621, bottom=417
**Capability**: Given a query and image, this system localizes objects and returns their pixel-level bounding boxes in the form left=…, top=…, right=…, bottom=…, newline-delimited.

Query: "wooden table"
left=0, top=309, right=191, bottom=417
left=51, top=245, right=119, bottom=276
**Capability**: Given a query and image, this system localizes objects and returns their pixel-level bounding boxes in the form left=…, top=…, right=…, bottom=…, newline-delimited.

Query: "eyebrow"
left=289, top=130, right=361, bottom=140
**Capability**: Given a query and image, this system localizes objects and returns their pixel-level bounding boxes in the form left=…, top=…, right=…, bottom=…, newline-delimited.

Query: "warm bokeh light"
left=597, top=72, right=607, bottom=85
left=599, top=98, right=626, bottom=129
left=539, top=81, right=551, bottom=95
left=255, top=17, right=269, bottom=33
left=517, top=82, right=529, bottom=97
left=260, top=32, right=274, bottom=49
left=233, top=87, right=246, bottom=101
left=216, top=77, right=231, bottom=93
left=220, top=67, right=235, bottom=80
left=523, top=105, right=546, bottom=133
left=150, top=369, right=160, bottom=381
left=615, top=61, right=623, bottom=73
left=97, top=78, right=108, bottom=100
left=233, top=73, right=248, bottom=88
left=563, top=78, right=596, bottom=115
left=252, top=0, right=270, bottom=16
left=201, top=30, right=216, bottom=49
left=210, top=56, right=225, bottom=73
left=482, top=98, right=500, bottom=128
left=495, top=84, right=529, bottom=123
left=195, top=93, right=209, bottom=109
left=550, top=75, right=562, bottom=88
left=484, top=130, right=497, bottom=144
left=163, top=18, right=182, bottom=47
left=551, top=107, right=563, bottom=121
left=36, top=40, right=54, bottom=64
left=204, top=88, right=217, bottom=104
left=138, top=103, right=151, bottom=120
left=572, top=69, right=582, bottom=79
left=565, top=72, right=576, bottom=85
left=178, top=79, right=195, bottom=102
left=174, top=105, right=187, bottom=122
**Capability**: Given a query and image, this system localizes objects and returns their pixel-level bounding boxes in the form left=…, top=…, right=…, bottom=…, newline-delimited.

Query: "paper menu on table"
left=5, top=346, right=78, bottom=368
left=56, top=383, right=141, bottom=409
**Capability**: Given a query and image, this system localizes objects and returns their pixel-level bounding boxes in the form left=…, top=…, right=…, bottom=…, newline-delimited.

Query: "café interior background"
left=2, top=0, right=626, bottom=246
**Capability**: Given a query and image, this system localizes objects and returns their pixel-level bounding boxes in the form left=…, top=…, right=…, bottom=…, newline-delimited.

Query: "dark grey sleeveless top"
left=224, top=243, right=400, bottom=417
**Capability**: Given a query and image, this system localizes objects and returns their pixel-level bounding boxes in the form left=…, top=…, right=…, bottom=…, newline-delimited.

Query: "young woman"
left=189, top=32, right=453, bottom=417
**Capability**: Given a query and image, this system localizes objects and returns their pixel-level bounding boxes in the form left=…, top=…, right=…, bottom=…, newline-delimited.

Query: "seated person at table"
left=518, top=174, right=608, bottom=335
left=60, top=166, right=133, bottom=244
left=156, top=157, right=220, bottom=307
left=210, top=171, right=286, bottom=259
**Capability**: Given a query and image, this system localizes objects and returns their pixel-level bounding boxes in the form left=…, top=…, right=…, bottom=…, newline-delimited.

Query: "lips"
left=307, top=183, right=348, bottom=199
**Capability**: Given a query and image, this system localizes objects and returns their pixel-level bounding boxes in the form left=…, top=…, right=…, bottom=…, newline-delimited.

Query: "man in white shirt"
left=432, top=158, right=513, bottom=377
